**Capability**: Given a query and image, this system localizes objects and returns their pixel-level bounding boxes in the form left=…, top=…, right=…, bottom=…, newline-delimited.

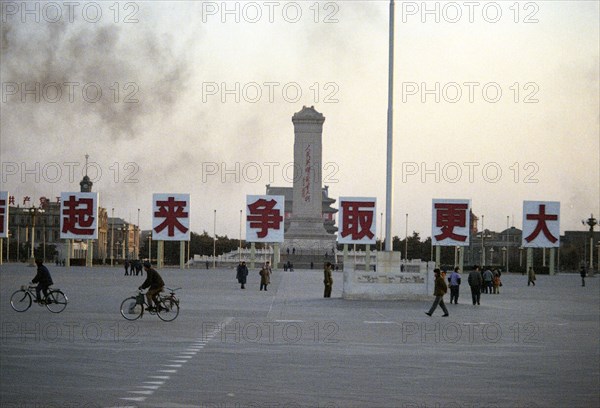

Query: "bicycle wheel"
left=157, top=297, right=179, bottom=322
left=120, top=297, right=143, bottom=320
left=46, top=290, right=68, bottom=313
left=10, top=290, right=32, bottom=312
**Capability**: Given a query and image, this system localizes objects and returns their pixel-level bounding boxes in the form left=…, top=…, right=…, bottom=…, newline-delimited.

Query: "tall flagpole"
left=385, top=0, right=395, bottom=251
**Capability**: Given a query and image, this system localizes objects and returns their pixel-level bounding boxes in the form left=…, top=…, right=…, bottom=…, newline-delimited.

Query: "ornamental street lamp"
left=111, top=208, right=115, bottom=266
left=24, top=206, right=44, bottom=265
left=582, top=214, right=597, bottom=275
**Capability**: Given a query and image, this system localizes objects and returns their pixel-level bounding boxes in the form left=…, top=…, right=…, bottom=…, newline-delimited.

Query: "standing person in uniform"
left=527, top=267, right=536, bottom=286
left=468, top=266, right=483, bottom=305
left=139, top=262, right=165, bottom=311
left=448, top=267, right=462, bottom=304
left=323, top=262, right=333, bottom=298
left=32, top=259, right=53, bottom=304
left=426, top=268, right=449, bottom=317
left=236, top=261, right=248, bottom=289
left=580, top=265, right=587, bottom=287
left=259, top=265, right=271, bottom=291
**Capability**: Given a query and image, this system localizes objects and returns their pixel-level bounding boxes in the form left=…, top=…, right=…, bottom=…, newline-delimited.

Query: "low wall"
left=342, top=252, right=434, bottom=300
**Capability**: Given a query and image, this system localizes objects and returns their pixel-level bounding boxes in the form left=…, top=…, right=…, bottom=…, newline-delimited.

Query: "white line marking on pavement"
left=116, top=317, right=234, bottom=406
left=275, top=319, right=305, bottom=323
left=138, top=385, right=161, bottom=390
left=364, top=321, right=396, bottom=324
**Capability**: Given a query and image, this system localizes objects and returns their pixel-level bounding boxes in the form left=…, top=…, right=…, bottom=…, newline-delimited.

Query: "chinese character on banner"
left=152, top=194, right=190, bottom=241
left=431, top=199, right=471, bottom=246
left=60, top=192, right=98, bottom=239
left=246, top=195, right=284, bottom=243
left=0, top=191, right=9, bottom=238
left=338, top=197, right=376, bottom=244
left=522, top=201, right=560, bottom=248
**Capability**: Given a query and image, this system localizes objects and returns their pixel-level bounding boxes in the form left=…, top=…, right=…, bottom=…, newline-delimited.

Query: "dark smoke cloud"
left=1, top=12, right=193, bottom=143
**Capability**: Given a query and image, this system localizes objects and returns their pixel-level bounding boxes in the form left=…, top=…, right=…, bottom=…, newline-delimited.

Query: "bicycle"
left=120, top=287, right=180, bottom=322
left=10, top=285, right=68, bottom=313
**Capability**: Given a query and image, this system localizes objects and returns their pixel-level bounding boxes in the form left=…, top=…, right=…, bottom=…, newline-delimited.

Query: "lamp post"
left=239, top=209, right=242, bottom=262
left=379, top=212, right=383, bottom=251
left=489, top=247, right=494, bottom=266
left=148, top=232, right=152, bottom=263
left=582, top=214, right=597, bottom=275
left=137, top=208, right=140, bottom=259
left=24, top=206, right=44, bottom=265
left=111, top=208, right=115, bottom=266
left=505, top=215, right=510, bottom=273
left=502, top=247, right=507, bottom=270
left=42, top=217, right=46, bottom=262
left=213, top=209, right=216, bottom=269
left=480, top=215, right=485, bottom=267
left=7, top=230, right=11, bottom=263
left=404, top=213, right=408, bottom=261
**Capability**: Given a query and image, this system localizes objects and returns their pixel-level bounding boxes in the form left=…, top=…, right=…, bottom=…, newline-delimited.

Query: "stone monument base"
left=342, top=252, right=434, bottom=300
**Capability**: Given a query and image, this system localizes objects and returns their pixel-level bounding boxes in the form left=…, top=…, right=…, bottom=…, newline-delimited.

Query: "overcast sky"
left=1, top=1, right=598, bottom=241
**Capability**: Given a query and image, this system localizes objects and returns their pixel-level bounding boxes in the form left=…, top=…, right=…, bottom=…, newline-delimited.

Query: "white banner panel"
left=431, top=199, right=471, bottom=247
left=60, top=192, right=99, bottom=239
left=152, top=194, right=191, bottom=241
left=522, top=201, right=560, bottom=248
left=246, top=195, right=285, bottom=243
left=338, top=197, right=377, bottom=245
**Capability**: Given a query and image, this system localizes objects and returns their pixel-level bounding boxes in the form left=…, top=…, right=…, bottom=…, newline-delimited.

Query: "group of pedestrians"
left=427, top=265, right=506, bottom=315
left=236, top=261, right=272, bottom=291
left=124, top=260, right=143, bottom=276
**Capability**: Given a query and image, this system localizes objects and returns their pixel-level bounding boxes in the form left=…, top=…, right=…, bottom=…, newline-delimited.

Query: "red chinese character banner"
left=0, top=191, right=8, bottom=238
left=522, top=201, right=560, bottom=248
left=338, top=197, right=377, bottom=245
left=246, top=195, right=285, bottom=243
left=60, top=192, right=98, bottom=239
left=431, top=199, right=471, bottom=246
left=152, top=194, right=191, bottom=241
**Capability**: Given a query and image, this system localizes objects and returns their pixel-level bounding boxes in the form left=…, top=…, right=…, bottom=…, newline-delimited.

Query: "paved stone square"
left=0, top=263, right=598, bottom=408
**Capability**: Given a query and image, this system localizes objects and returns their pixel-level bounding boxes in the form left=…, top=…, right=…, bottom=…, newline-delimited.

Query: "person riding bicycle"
left=139, top=261, right=165, bottom=311
left=32, top=259, right=53, bottom=304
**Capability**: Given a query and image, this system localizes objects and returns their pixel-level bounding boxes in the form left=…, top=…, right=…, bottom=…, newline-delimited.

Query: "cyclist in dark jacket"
left=32, top=259, right=53, bottom=303
left=139, top=262, right=165, bottom=311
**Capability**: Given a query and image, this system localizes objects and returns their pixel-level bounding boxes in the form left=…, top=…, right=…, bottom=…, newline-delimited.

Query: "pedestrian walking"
left=448, top=267, right=462, bottom=304
left=259, top=265, right=271, bottom=291
left=482, top=268, right=493, bottom=293
left=527, top=267, right=536, bottom=286
left=236, top=261, right=249, bottom=289
left=493, top=270, right=501, bottom=294
left=468, top=266, right=483, bottom=305
left=426, top=269, right=449, bottom=317
left=323, top=262, right=333, bottom=298
left=580, top=265, right=587, bottom=287
left=124, top=260, right=130, bottom=276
